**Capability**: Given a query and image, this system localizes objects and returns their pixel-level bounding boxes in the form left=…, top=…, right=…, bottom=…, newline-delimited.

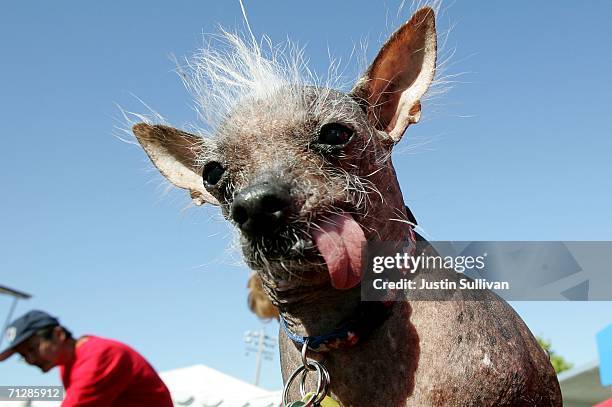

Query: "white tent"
left=160, top=364, right=281, bottom=407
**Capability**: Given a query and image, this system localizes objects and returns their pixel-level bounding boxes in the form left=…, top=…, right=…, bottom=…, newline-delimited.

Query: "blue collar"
left=278, top=301, right=394, bottom=352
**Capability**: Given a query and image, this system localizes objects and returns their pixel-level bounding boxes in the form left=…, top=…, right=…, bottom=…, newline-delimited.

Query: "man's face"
left=14, top=330, right=63, bottom=373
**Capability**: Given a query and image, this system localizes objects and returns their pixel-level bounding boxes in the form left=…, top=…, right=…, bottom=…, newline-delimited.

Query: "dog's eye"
left=202, top=161, right=225, bottom=186
left=318, top=123, right=353, bottom=146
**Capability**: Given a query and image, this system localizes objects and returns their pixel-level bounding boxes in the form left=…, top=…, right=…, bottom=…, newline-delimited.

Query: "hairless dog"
left=131, top=7, right=562, bottom=406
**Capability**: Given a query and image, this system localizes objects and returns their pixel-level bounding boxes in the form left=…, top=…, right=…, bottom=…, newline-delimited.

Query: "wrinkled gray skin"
left=132, top=7, right=561, bottom=406
left=230, top=91, right=562, bottom=406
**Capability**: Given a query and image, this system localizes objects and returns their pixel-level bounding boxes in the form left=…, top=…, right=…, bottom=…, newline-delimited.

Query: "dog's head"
left=132, top=8, right=436, bottom=300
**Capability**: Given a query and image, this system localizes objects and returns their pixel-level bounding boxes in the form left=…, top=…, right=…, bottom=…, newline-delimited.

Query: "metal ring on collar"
left=301, top=338, right=316, bottom=371
left=282, top=360, right=328, bottom=407
left=300, top=361, right=330, bottom=403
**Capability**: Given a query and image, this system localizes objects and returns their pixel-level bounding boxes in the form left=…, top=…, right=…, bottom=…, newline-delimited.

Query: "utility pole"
left=244, top=328, right=277, bottom=386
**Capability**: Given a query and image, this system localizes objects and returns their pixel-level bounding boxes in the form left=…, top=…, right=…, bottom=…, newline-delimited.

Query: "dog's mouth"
left=241, top=211, right=367, bottom=290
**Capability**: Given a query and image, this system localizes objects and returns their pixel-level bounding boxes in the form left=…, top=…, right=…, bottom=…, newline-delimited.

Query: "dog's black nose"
left=231, top=182, right=292, bottom=236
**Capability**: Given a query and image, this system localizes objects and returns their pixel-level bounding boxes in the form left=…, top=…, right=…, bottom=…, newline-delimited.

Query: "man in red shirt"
left=0, top=310, right=173, bottom=406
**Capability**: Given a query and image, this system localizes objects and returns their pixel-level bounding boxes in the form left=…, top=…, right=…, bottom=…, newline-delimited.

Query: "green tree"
left=537, top=337, right=573, bottom=374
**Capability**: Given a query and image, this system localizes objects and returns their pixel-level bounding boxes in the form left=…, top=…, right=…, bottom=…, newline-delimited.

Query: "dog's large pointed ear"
left=132, top=123, right=219, bottom=206
left=351, top=7, right=436, bottom=143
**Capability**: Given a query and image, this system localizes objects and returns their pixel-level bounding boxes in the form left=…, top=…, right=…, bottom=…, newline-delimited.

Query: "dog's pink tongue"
left=313, top=214, right=365, bottom=290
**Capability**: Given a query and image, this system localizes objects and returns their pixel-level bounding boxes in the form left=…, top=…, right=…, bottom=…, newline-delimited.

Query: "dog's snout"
left=231, top=182, right=292, bottom=236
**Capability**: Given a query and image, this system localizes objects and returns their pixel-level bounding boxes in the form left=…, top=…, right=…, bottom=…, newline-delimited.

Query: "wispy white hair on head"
left=142, top=0, right=458, bottom=149
left=178, top=30, right=320, bottom=137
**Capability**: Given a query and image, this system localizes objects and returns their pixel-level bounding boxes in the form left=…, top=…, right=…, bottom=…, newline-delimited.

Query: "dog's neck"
left=278, top=284, right=363, bottom=338
left=276, top=220, right=412, bottom=340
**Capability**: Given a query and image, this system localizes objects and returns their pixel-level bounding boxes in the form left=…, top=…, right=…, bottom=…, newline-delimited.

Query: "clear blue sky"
left=1, top=0, right=611, bottom=390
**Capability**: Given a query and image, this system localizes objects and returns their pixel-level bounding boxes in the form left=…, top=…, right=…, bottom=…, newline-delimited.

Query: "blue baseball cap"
left=0, top=310, right=60, bottom=361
